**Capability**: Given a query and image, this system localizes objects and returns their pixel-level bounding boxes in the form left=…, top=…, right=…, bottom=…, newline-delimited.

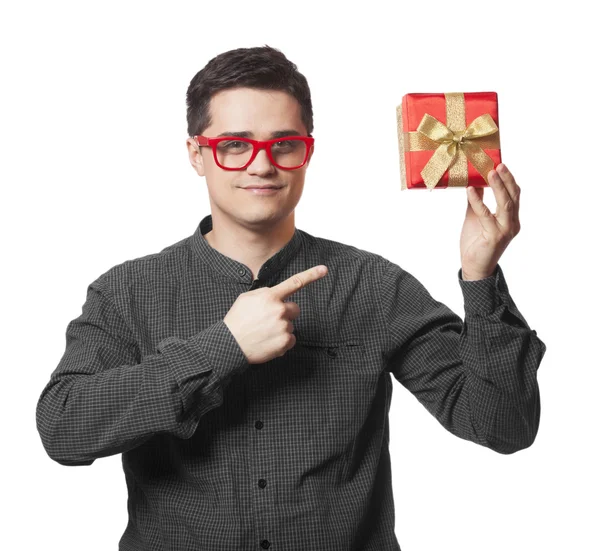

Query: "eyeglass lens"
left=215, top=139, right=307, bottom=169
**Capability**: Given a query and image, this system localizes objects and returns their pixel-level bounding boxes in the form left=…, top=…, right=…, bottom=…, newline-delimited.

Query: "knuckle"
left=286, top=332, right=296, bottom=348
left=277, top=334, right=294, bottom=356
left=291, top=275, right=303, bottom=290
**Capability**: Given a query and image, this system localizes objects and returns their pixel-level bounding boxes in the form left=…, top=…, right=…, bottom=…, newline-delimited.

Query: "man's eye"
left=273, top=140, right=296, bottom=149
left=219, top=140, right=249, bottom=150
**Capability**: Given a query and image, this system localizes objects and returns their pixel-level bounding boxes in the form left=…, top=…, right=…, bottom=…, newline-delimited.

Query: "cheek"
left=290, top=177, right=305, bottom=196
left=205, top=162, right=236, bottom=186
left=206, top=173, right=239, bottom=200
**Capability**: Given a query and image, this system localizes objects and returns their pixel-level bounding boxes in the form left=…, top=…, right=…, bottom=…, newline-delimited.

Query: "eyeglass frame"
left=193, top=135, right=315, bottom=171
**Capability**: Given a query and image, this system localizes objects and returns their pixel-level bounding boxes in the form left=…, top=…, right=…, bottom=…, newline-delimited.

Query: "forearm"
left=451, top=265, right=546, bottom=452
left=447, top=312, right=544, bottom=453
left=37, top=275, right=248, bottom=466
left=36, top=353, right=194, bottom=465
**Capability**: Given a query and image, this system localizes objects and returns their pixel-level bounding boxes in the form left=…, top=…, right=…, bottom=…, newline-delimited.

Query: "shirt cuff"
left=157, top=320, right=249, bottom=412
left=457, top=264, right=504, bottom=315
left=188, top=320, right=249, bottom=380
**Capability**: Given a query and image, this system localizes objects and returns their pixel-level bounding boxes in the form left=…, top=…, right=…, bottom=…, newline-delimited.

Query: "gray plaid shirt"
left=36, top=214, right=546, bottom=550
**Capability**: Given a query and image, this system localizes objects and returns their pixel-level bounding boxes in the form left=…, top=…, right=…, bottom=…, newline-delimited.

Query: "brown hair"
left=186, top=45, right=313, bottom=137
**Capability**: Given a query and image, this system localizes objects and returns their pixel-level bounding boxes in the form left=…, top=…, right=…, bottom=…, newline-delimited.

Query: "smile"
left=242, top=187, right=282, bottom=195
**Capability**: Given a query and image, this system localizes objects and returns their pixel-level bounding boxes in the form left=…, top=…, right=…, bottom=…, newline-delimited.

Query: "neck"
left=204, top=209, right=296, bottom=280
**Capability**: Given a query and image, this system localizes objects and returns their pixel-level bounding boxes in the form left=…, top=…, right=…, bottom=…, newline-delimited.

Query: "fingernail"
left=498, top=164, right=507, bottom=173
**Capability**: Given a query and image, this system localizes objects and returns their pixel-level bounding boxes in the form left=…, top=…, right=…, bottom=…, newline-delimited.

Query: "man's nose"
left=246, top=147, right=275, bottom=174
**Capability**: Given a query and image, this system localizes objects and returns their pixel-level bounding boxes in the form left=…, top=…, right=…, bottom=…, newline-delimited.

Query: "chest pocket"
left=287, top=338, right=377, bottom=460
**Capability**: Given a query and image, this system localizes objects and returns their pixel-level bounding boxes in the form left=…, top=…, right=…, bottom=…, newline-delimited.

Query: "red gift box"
left=396, top=92, right=502, bottom=190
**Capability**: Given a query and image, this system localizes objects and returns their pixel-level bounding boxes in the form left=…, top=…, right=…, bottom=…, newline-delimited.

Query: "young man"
left=36, top=45, right=546, bottom=550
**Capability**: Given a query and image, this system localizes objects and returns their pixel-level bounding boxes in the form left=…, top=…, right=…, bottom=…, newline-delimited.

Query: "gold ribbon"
left=398, top=93, right=500, bottom=190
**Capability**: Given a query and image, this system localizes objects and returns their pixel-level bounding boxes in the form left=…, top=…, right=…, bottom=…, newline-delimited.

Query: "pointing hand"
left=223, top=265, right=328, bottom=364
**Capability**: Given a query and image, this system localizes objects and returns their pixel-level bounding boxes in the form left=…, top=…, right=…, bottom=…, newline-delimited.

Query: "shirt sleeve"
left=36, top=276, right=249, bottom=466
left=378, top=261, right=547, bottom=454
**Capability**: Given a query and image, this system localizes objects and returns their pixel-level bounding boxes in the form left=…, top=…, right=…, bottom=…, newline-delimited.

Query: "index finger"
left=270, top=265, right=328, bottom=300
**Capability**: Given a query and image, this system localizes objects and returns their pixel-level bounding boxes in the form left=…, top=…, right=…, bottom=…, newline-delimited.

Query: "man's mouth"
left=242, top=186, right=283, bottom=194
left=242, top=185, right=282, bottom=189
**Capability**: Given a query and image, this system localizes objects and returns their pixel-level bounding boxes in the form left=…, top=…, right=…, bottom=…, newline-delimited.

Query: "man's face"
left=187, top=87, right=314, bottom=232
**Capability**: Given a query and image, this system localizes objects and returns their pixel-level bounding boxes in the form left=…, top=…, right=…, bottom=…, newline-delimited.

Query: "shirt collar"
left=189, top=214, right=304, bottom=284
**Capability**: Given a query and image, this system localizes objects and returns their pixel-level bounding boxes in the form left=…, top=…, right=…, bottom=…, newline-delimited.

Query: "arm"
left=36, top=276, right=248, bottom=466
left=378, top=261, right=547, bottom=454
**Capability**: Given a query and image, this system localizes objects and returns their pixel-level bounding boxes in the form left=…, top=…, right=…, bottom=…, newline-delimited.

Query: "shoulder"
left=297, top=228, right=397, bottom=280
left=90, top=235, right=191, bottom=298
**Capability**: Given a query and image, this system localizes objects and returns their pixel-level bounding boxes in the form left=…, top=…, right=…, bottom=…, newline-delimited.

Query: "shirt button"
left=260, top=540, right=271, bottom=549
left=326, top=347, right=338, bottom=358
left=258, top=478, right=267, bottom=489
left=238, top=268, right=246, bottom=276
left=255, top=420, right=264, bottom=430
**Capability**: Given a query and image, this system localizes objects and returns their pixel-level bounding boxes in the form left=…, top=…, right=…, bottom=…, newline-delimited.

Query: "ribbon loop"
left=417, top=113, right=454, bottom=143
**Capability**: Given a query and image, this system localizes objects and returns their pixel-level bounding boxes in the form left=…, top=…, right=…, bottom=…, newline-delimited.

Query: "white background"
left=2, top=1, right=598, bottom=549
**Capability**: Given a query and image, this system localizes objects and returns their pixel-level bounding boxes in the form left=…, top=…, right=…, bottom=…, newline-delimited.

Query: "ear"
left=186, top=137, right=206, bottom=177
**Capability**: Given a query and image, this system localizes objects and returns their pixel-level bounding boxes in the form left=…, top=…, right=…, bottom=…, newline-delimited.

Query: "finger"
left=285, top=332, right=297, bottom=352
left=496, top=163, right=521, bottom=235
left=487, top=168, right=515, bottom=228
left=271, top=265, right=328, bottom=300
left=467, top=185, right=499, bottom=234
left=283, top=301, right=301, bottom=320
left=496, top=163, right=520, bottom=205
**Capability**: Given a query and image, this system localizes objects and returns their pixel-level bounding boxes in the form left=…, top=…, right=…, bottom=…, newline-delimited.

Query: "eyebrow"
left=215, top=130, right=303, bottom=138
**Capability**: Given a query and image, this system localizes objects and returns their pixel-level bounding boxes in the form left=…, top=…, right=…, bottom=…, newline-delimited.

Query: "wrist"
left=461, top=267, right=496, bottom=281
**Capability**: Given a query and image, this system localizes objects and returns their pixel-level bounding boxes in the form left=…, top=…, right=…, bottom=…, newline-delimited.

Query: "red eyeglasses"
left=193, top=135, right=314, bottom=171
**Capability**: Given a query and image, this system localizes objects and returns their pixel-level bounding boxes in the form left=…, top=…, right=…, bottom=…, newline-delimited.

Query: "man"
left=36, top=45, right=546, bottom=550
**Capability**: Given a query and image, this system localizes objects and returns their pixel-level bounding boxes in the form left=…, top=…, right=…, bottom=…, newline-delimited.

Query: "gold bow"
left=398, top=92, right=501, bottom=190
